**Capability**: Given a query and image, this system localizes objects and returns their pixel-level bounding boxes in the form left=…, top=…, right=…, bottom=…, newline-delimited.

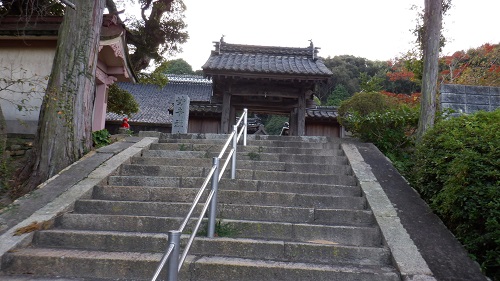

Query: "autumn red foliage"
left=387, top=71, right=415, bottom=82
left=381, top=91, right=421, bottom=106
left=387, top=58, right=417, bottom=82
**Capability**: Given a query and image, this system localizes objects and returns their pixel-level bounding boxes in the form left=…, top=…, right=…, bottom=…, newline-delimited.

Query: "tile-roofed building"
left=0, top=14, right=136, bottom=134
left=106, top=41, right=342, bottom=137
left=106, top=74, right=213, bottom=133
left=305, top=106, right=342, bottom=137
left=306, top=106, right=339, bottom=120
left=201, top=38, right=337, bottom=136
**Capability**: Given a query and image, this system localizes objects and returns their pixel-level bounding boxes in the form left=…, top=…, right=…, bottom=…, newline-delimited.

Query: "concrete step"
left=106, top=177, right=359, bottom=195
left=33, top=230, right=392, bottom=266
left=131, top=156, right=212, bottom=167
left=0, top=133, right=401, bottom=281
left=158, top=133, right=335, bottom=143
left=149, top=142, right=345, bottom=156
left=184, top=256, right=400, bottom=281
left=237, top=160, right=351, bottom=174
left=120, top=163, right=352, bottom=179
left=159, top=132, right=231, bottom=140
left=92, top=186, right=365, bottom=208
left=120, top=164, right=209, bottom=178
left=107, top=175, right=357, bottom=190
left=2, top=248, right=399, bottom=281
left=237, top=152, right=349, bottom=165
left=246, top=140, right=342, bottom=149
left=240, top=145, right=344, bottom=156
left=73, top=200, right=374, bottom=226
left=141, top=150, right=209, bottom=159
left=130, top=158, right=352, bottom=175
left=1, top=248, right=159, bottom=280
left=160, top=138, right=228, bottom=144
left=161, top=138, right=342, bottom=149
left=55, top=214, right=381, bottom=247
left=119, top=164, right=355, bottom=185
left=228, top=170, right=356, bottom=184
left=149, top=142, right=224, bottom=153
left=140, top=148, right=349, bottom=165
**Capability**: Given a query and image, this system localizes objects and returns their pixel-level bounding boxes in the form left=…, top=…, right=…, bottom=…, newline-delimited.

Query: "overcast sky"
left=169, top=0, right=500, bottom=71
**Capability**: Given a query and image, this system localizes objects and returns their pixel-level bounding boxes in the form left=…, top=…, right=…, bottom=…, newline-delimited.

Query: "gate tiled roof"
left=202, top=40, right=333, bottom=78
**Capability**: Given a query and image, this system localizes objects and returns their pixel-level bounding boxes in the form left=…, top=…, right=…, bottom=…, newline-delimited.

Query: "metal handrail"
left=151, top=108, right=248, bottom=281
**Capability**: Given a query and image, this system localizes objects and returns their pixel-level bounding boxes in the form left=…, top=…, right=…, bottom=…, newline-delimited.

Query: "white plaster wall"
left=0, top=47, right=55, bottom=134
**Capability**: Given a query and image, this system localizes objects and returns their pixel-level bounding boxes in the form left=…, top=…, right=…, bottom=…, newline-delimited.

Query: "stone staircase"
left=1, top=133, right=401, bottom=280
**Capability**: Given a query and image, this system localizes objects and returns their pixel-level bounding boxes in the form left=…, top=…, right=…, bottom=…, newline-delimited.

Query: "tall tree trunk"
left=0, top=105, right=7, bottom=187
left=416, top=0, right=442, bottom=141
left=13, top=0, right=105, bottom=196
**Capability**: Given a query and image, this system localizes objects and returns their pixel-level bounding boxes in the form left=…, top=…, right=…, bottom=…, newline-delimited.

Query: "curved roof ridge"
left=218, top=41, right=316, bottom=58
left=215, top=41, right=319, bottom=58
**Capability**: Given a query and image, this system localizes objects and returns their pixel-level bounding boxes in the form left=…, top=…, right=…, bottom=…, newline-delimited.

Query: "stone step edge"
left=94, top=185, right=363, bottom=201
left=119, top=165, right=352, bottom=177
left=149, top=144, right=343, bottom=152
left=96, top=185, right=361, bottom=193
left=101, top=181, right=360, bottom=192
left=188, top=255, right=399, bottom=275
left=128, top=159, right=350, bottom=168
left=4, top=247, right=395, bottom=274
left=35, top=228, right=387, bottom=250
left=75, top=199, right=370, bottom=213
left=143, top=150, right=346, bottom=158
left=107, top=175, right=357, bottom=184
left=57, top=214, right=378, bottom=231
left=101, top=183, right=359, bottom=190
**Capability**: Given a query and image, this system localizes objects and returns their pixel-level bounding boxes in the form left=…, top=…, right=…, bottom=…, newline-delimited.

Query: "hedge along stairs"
left=1, top=133, right=401, bottom=281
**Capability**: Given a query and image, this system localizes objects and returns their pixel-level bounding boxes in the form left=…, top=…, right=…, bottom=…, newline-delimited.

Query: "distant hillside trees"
left=318, top=42, right=499, bottom=110
left=440, top=43, right=500, bottom=86
left=318, top=55, right=421, bottom=106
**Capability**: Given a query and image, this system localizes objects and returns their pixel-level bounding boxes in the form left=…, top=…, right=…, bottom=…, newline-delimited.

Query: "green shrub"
left=107, top=84, right=139, bottom=117
left=341, top=105, right=419, bottom=154
left=413, top=109, right=500, bottom=280
left=338, top=92, right=419, bottom=159
left=92, top=129, right=111, bottom=148
left=326, top=84, right=350, bottom=106
left=338, top=91, right=397, bottom=117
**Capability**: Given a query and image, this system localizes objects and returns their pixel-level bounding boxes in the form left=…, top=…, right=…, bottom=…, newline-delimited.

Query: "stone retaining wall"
left=440, top=84, right=500, bottom=116
left=5, top=134, right=34, bottom=157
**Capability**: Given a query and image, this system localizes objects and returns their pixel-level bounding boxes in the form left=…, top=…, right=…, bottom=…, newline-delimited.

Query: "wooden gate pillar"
left=289, top=108, right=297, bottom=136
left=229, top=106, right=236, bottom=130
left=297, top=93, right=306, bottom=136
left=221, top=91, right=231, bottom=133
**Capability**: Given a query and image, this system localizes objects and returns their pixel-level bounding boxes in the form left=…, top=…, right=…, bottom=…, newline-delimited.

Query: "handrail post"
left=207, top=157, right=220, bottom=238
left=243, top=108, right=248, bottom=146
left=231, top=125, right=238, bottom=179
left=166, top=231, right=181, bottom=281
